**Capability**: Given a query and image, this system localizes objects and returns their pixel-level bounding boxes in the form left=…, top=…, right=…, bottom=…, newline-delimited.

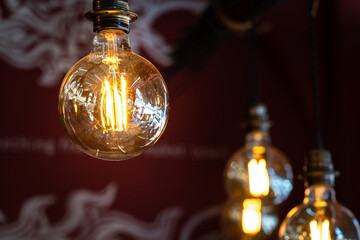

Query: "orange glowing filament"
left=99, top=31, right=128, bottom=132
left=100, top=74, right=127, bottom=131
left=310, top=219, right=331, bottom=240
left=248, top=158, right=270, bottom=197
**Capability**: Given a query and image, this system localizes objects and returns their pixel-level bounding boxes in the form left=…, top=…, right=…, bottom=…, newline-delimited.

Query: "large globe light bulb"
left=279, top=184, right=360, bottom=240
left=224, top=104, right=293, bottom=206
left=279, top=149, right=360, bottom=240
left=58, top=1, right=169, bottom=161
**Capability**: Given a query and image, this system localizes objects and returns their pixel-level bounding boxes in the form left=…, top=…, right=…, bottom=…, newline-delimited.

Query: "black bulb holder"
left=244, top=103, right=272, bottom=133
left=85, top=0, right=138, bottom=33
left=303, top=149, right=339, bottom=187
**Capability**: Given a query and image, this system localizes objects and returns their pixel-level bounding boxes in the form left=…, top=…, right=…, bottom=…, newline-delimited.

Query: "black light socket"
left=303, top=149, right=339, bottom=187
left=245, top=103, right=271, bottom=133
left=85, top=0, right=138, bottom=33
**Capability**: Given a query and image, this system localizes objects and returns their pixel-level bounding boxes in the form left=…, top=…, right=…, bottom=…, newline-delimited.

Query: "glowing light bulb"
left=223, top=104, right=292, bottom=239
left=224, top=130, right=293, bottom=205
left=242, top=198, right=262, bottom=234
left=58, top=29, right=169, bottom=161
left=222, top=197, right=279, bottom=239
left=279, top=149, right=360, bottom=240
left=279, top=185, right=360, bottom=240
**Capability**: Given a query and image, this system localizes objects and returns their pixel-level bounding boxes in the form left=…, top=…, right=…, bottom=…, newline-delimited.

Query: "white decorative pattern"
left=0, top=184, right=182, bottom=240
left=0, top=0, right=207, bottom=87
left=0, top=184, right=222, bottom=240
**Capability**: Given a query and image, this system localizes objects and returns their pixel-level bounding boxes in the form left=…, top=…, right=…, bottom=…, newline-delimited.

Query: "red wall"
left=0, top=0, right=359, bottom=239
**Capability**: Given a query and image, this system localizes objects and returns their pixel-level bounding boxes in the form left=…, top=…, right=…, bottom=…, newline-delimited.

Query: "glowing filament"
left=310, top=219, right=331, bottom=240
left=248, top=159, right=270, bottom=196
left=100, top=75, right=127, bottom=131
left=242, top=199, right=262, bottom=235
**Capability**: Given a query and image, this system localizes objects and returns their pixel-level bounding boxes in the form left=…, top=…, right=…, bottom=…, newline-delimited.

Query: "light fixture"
left=279, top=150, right=360, bottom=240
left=220, top=2, right=293, bottom=237
left=58, top=0, right=169, bottom=161
left=222, top=104, right=293, bottom=239
left=279, top=0, right=360, bottom=238
left=224, top=104, right=293, bottom=206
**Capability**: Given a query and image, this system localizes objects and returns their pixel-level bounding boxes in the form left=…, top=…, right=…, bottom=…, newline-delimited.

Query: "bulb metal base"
left=303, top=149, right=339, bottom=187
left=244, top=103, right=271, bottom=132
left=85, top=0, right=138, bottom=33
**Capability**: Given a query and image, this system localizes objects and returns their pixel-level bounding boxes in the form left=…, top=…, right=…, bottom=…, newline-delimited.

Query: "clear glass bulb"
left=58, top=30, right=169, bottom=161
left=279, top=184, right=360, bottom=240
left=222, top=197, right=278, bottom=240
left=224, top=130, right=293, bottom=206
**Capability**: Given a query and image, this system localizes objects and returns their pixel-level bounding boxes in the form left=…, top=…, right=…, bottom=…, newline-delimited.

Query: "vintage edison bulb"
left=224, top=130, right=293, bottom=206
left=58, top=30, right=169, bottom=160
left=222, top=197, right=278, bottom=240
left=279, top=184, right=360, bottom=240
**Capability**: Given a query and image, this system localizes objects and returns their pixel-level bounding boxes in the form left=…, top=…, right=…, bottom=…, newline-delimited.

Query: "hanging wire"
left=302, top=0, right=339, bottom=188
left=309, top=0, right=323, bottom=149
left=249, top=0, right=260, bottom=107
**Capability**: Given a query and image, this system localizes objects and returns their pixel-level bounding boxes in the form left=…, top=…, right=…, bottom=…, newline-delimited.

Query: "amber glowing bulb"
left=222, top=104, right=292, bottom=240
left=224, top=104, right=293, bottom=206
left=279, top=150, right=360, bottom=240
left=58, top=0, right=169, bottom=161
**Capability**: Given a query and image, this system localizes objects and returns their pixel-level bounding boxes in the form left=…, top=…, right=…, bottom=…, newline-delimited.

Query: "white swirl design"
left=0, top=184, right=183, bottom=240
left=0, top=0, right=207, bottom=87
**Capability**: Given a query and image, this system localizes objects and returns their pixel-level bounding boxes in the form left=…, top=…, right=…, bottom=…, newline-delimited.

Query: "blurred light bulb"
left=224, top=130, right=293, bottom=205
left=279, top=185, right=360, bottom=240
left=223, top=104, right=292, bottom=239
left=222, top=197, right=278, bottom=239
left=242, top=198, right=262, bottom=234
left=58, top=29, right=169, bottom=161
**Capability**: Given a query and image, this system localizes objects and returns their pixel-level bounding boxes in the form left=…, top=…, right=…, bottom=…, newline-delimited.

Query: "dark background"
left=0, top=0, right=359, bottom=239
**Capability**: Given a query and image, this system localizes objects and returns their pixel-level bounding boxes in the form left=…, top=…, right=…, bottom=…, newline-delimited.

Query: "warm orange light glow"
left=310, top=219, right=331, bottom=240
left=248, top=159, right=270, bottom=196
left=99, top=32, right=128, bottom=133
left=100, top=74, right=127, bottom=132
left=252, top=146, right=266, bottom=155
left=74, top=103, right=78, bottom=113
left=242, top=198, right=262, bottom=235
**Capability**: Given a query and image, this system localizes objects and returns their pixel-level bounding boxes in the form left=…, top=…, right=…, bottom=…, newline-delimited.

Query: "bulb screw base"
left=303, top=149, right=339, bottom=187
left=85, top=0, right=138, bottom=33
left=244, top=103, right=271, bottom=132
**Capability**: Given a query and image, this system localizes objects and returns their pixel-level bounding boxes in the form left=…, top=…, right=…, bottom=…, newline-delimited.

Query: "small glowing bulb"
left=242, top=198, right=262, bottom=234
left=248, top=159, right=270, bottom=197
left=224, top=130, right=293, bottom=205
left=58, top=30, right=169, bottom=161
left=310, top=219, right=331, bottom=240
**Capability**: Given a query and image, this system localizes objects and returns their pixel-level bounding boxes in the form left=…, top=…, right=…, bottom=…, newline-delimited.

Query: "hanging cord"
left=302, top=0, right=339, bottom=187
left=249, top=0, right=260, bottom=107
left=309, top=0, right=323, bottom=149
left=245, top=1, right=271, bottom=133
